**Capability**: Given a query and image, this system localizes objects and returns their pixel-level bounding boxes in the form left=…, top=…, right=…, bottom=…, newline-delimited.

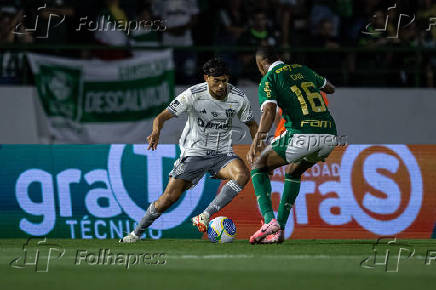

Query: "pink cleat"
left=249, top=219, right=280, bottom=244
left=260, top=230, right=285, bottom=244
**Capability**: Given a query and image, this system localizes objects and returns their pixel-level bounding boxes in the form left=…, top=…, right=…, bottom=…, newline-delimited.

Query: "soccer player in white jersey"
left=120, top=58, right=259, bottom=243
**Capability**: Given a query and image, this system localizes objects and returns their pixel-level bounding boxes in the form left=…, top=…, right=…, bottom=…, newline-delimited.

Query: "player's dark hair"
left=203, top=58, right=230, bottom=77
left=256, top=46, right=279, bottom=64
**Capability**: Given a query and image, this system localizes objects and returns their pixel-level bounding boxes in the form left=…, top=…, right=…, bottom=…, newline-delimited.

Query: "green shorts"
left=271, top=131, right=293, bottom=161
left=271, top=131, right=337, bottom=163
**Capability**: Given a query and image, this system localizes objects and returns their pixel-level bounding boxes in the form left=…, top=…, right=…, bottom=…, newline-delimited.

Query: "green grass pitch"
left=1, top=239, right=435, bottom=290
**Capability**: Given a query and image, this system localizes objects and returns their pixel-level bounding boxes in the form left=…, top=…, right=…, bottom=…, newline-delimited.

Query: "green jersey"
left=258, top=62, right=337, bottom=135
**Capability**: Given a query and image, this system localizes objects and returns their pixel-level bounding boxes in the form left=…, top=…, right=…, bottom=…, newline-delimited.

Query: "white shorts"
left=272, top=132, right=337, bottom=163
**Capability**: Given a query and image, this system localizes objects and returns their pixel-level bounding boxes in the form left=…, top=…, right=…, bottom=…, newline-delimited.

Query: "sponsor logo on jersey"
left=211, top=112, right=219, bottom=117
left=197, top=118, right=230, bottom=130
left=300, top=120, right=333, bottom=128
left=263, top=82, right=272, bottom=98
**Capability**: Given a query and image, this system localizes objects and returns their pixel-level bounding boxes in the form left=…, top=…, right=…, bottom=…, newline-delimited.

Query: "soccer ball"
left=207, top=216, right=236, bottom=243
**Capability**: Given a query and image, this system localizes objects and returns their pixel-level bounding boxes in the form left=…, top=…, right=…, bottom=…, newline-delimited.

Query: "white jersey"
left=167, top=82, right=254, bottom=157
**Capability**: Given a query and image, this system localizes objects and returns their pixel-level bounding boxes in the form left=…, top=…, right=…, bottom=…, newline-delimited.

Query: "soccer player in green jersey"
left=247, top=46, right=338, bottom=244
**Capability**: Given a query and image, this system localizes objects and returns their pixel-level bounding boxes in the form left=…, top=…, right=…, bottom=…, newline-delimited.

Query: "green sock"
left=251, top=168, right=275, bottom=223
left=277, top=173, right=301, bottom=229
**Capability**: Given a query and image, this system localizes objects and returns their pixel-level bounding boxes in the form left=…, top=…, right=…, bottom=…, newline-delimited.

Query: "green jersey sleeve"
left=302, top=66, right=327, bottom=89
left=258, top=75, right=278, bottom=112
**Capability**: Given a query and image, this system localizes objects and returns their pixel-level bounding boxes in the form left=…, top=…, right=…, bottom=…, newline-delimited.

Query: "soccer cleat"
left=259, top=230, right=284, bottom=244
left=192, top=213, right=209, bottom=232
left=249, top=219, right=280, bottom=244
left=119, top=231, right=140, bottom=243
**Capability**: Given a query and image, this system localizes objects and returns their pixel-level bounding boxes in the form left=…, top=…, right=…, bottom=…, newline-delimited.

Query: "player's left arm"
left=247, top=77, right=278, bottom=164
left=247, top=102, right=277, bottom=164
left=244, top=120, right=259, bottom=140
left=238, top=95, right=258, bottom=139
left=255, top=102, right=277, bottom=142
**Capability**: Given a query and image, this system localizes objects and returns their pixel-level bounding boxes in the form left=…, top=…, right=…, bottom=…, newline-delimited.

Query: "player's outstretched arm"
left=247, top=102, right=277, bottom=164
left=245, top=120, right=268, bottom=155
left=146, top=109, right=175, bottom=151
left=245, top=120, right=259, bottom=140
left=321, top=80, right=335, bottom=94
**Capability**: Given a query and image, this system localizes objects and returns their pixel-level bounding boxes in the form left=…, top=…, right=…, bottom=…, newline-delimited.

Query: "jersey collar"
left=267, top=60, right=284, bottom=72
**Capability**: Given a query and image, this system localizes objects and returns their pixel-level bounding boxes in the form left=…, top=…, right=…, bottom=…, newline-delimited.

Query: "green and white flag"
left=27, top=50, right=174, bottom=143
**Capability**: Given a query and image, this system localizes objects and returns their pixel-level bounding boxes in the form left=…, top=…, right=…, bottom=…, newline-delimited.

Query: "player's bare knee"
left=251, top=156, right=267, bottom=171
left=235, top=169, right=250, bottom=186
left=285, top=164, right=296, bottom=175
left=286, top=162, right=315, bottom=179
left=285, top=164, right=301, bottom=179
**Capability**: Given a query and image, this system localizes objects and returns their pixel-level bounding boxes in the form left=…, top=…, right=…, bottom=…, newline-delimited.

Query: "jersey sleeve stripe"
left=231, top=87, right=244, bottom=94
left=230, top=88, right=245, bottom=97
left=190, top=84, right=207, bottom=94
left=191, top=87, right=207, bottom=94
left=167, top=107, right=177, bottom=115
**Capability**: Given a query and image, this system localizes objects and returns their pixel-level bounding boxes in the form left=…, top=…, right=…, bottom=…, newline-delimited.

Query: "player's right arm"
left=147, top=109, right=174, bottom=150
left=322, top=80, right=335, bottom=94
left=303, top=65, right=335, bottom=94
left=147, top=89, right=192, bottom=151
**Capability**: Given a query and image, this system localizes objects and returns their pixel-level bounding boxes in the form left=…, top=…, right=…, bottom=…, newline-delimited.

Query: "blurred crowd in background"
left=1, top=0, right=436, bottom=87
